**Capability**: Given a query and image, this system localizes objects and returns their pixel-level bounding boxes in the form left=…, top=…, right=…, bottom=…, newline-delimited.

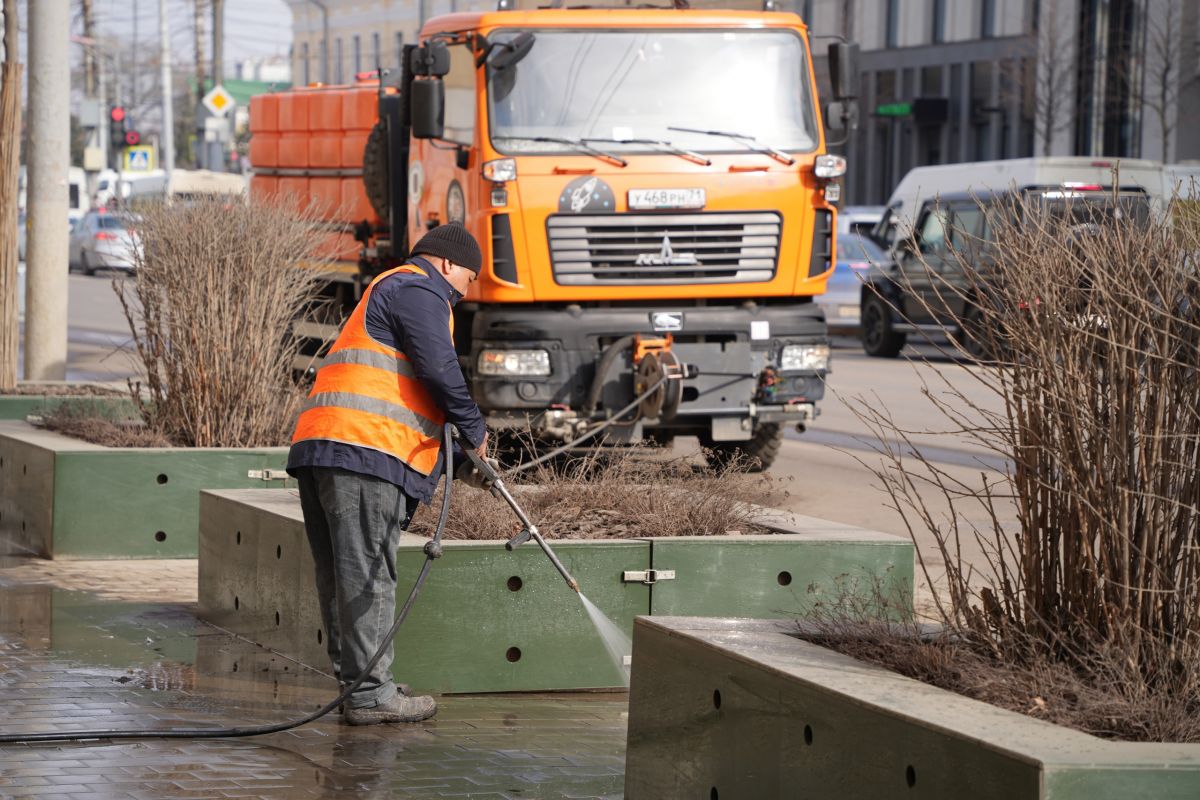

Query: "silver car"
left=69, top=211, right=141, bottom=274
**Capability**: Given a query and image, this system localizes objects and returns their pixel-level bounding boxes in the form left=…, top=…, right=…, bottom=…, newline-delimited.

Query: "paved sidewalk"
left=0, top=557, right=627, bottom=799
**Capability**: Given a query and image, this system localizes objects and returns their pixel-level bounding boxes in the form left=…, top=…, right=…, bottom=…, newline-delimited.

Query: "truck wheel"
left=861, top=294, right=906, bottom=358
left=956, top=305, right=992, bottom=362
left=700, top=422, right=783, bottom=472
left=362, top=122, right=390, bottom=222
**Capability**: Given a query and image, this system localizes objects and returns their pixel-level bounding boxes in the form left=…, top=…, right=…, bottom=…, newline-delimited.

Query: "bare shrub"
left=115, top=197, right=329, bottom=447
left=409, top=446, right=774, bottom=540
left=840, top=185, right=1200, bottom=741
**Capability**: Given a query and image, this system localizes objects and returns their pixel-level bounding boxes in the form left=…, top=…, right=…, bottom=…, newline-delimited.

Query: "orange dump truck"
left=250, top=2, right=858, bottom=470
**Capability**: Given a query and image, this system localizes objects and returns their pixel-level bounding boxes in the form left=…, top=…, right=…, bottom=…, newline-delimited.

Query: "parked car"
left=68, top=210, right=141, bottom=274
left=860, top=185, right=1152, bottom=360
left=818, top=233, right=889, bottom=330
left=836, top=205, right=884, bottom=237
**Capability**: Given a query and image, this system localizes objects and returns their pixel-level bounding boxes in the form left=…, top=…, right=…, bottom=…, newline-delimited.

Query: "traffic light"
left=109, top=106, right=127, bottom=151
left=124, top=130, right=140, bottom=147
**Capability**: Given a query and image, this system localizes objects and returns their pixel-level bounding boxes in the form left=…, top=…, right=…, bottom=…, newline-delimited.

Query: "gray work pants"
left=295, top=466, right=418, bottom=709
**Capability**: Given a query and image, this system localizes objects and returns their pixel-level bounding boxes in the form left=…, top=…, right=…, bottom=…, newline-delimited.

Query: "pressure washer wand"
left=457, top=435, right=581, bottom=594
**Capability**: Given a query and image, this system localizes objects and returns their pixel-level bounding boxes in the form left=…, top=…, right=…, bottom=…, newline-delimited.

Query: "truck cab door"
left=411, top=41, right=477, bottom=251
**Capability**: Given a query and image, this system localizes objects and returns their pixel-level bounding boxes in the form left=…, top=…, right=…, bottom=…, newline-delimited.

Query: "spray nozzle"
left=505, top=527, right=532, bottom=551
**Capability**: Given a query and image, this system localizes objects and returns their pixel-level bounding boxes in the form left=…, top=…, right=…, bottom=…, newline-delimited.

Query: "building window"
left=301, top=42, right=310, bottom=85
left=886, top=0, right=899, bottom=48
left=372, top=33, right=381, bottom=70
left=932, top=0, right=946, bottom=43
left=353, top=35, right=362, bottom=75
left=396, top=32, right=405, bottom=68
left=335, top=38, right=343, bottom=84
left=981, top=0, right=996, bottom=38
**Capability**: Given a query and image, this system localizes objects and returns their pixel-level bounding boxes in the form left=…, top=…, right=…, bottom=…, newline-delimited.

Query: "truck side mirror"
left=410, top=79, right=445, bottom=140
left=410, top=40, right=451, bottom=77
left=488, top=31, right=535, bottom=71
left=828, top=41, right=860, bottom=100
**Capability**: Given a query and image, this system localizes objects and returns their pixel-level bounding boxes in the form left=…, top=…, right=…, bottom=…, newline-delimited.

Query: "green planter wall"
left=624, top=617, right=1200, bottom=800
left=0, top=421, right=292, bottom=558
left=0, top=387, right=137, bottom=421
left=198, top=489, right=914, bottom=694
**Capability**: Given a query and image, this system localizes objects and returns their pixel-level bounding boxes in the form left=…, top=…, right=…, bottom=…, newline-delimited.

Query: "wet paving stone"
left=0, top=562, right=627, bottom=799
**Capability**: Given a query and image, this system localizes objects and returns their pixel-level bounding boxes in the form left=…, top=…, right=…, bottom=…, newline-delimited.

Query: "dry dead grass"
left=5, top=384, right=125, bottom=397
left=39, top=400, right=170, bottom=448
left=408, top=447, right=774, bottom=540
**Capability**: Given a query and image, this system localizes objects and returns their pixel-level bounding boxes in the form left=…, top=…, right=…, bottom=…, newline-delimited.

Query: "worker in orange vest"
left=288, top=222, right=491, bottom=726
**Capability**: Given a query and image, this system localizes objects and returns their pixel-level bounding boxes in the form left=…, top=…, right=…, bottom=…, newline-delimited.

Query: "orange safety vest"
left=292, top=264, right=451, bottom=476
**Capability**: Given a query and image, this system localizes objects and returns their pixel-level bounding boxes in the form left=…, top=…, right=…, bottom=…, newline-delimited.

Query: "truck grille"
left=547, top=212, right=781, bottom=285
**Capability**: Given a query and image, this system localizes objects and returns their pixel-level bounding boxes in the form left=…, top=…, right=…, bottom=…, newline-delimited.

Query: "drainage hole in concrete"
left=276, top=544, right=282, bottom=559
left=156, top=473, right=169, bottom=485
left=507, top=575, right=523, bottom=592
left=236, top=530, right=241, bottom=545
left=804, top=724, right=813, bottom=745
left=906, top=765, right=916, bottom=788
left=275, top=611, right=281, bottom=626
left=234, top=596, right=239, bottom=610
left=712, top=689, right=721, bottom=710
left=21, top=521, right=25, bottom=532
left=232, top=661, right=239, bottom=672
left=317, top=629, right=323, bottom=645
left=154, top=531, right=166, bottom=542
left=710, top=788, right=719, bottom=800
left=22, top=464, right=26, bottom=475
left=777, top=571, right=792, bottom=586
left=506, top=646, right=521, bottom=662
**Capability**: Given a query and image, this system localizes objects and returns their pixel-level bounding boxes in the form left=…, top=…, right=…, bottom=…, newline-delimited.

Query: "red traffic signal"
left=124, top=130, right=140, bottom=146
left=110, top=106, right=126, bottom=123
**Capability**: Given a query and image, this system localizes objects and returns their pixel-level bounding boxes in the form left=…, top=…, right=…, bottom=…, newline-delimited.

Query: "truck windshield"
left=487, top=29, right=818, bottom=156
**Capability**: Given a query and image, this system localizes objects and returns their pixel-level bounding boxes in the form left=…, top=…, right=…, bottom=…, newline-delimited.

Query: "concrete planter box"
left=0, top=385, right=137, bottom=421
left=198, top=488, right=914, bottom=694
left=624, top=617, right=1200, bottom=800
left=0, top=421, right=292, bottom=559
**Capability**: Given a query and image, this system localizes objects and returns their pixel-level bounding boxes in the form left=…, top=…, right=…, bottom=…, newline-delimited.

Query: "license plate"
left=837, top=305, right=858, bottom=318
left=628, top=188, right=706, bottom=210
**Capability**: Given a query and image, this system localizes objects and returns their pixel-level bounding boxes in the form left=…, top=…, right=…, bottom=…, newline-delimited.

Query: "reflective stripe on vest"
left=291, top=264, right=452, bottom=476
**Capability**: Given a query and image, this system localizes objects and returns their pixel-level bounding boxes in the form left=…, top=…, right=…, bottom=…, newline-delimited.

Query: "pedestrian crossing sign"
left=123, top=145, right=155, bottom=172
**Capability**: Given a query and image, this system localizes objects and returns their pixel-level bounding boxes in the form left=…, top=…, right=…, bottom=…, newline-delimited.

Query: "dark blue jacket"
left=287, top=257, right=487, bottom=502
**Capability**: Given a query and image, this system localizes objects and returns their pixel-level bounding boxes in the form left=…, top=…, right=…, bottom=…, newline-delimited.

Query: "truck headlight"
left=482, top=158, right=517, bottom=183
left=780, top=344, right=830, bottom=372
left=814, top=154, right=847, bottom=179
left=478, top=349, right=551, bottom=376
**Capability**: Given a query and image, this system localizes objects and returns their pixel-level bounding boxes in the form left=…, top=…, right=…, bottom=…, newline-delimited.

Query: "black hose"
left=0, top=424, right=457, bottom=744
left=584, top=335, right=635, bottom=414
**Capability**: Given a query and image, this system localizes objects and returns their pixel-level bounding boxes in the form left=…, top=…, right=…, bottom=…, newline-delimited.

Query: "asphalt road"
left=43, top=276, right=1013, bottom=606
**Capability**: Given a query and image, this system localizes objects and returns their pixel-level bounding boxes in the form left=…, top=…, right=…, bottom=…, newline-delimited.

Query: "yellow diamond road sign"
left=202, top=85, right=234, bottom=117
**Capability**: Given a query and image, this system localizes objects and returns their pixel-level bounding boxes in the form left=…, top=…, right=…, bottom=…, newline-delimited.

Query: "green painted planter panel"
left=53, top=450, right=293, bottom=558
left=649, top=536, right=914, bottom=619
left=392, top=540, right=649, bottom=693
left=0, top=395, right=137, bottom=421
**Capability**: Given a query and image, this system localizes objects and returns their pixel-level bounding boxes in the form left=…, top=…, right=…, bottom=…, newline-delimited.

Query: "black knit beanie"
left=411, top=222, right=482, bottom=273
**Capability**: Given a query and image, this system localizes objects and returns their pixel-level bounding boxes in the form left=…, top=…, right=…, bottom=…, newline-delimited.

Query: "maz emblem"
left=635, top=236, right=700, bottom=267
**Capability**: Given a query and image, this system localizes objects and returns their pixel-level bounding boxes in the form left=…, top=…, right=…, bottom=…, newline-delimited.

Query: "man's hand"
left=456, top=457, right=501, bottom=490
left=474, top=432, right=489, bottom=461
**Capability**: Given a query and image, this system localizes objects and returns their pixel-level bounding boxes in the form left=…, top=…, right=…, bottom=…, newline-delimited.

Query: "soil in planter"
left=409, top=450, right=774, bottom=540
left=801, top=625, right=1200, bottom=744
left=38, top=400, right=170, bottom=448
left=5, top=384, right=125, bottom=397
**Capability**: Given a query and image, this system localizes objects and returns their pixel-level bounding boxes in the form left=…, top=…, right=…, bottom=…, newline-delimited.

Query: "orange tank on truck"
left=249, top=1, right=860, bottom=472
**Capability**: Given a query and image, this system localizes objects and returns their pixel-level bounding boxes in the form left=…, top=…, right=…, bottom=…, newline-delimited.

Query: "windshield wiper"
left=667, top=126, right=795, bottom=166
left=492, top=136, right=628, bottom=167
left=581, top=137, right=711, bottom=166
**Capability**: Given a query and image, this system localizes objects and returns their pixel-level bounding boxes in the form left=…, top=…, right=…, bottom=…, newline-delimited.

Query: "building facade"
left=807, top=0, right=1198, bottom=204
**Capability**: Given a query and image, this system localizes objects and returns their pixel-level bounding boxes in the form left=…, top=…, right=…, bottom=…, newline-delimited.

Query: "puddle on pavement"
left=0, top=574, right=628, bottom=798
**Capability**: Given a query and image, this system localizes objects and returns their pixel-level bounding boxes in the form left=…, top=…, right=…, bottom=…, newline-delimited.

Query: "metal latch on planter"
left=622, top=569, right=676, bottom=585
left=247, top=469, right=290, bottom=481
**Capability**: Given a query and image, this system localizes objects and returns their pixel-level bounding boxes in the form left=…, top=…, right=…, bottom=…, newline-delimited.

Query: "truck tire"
left=362, top=122, right=390, bottom=223
left=700, top=422, right=783, bottom=472
left=956, top=305, right=992, bottom=362
left=861, top=293, right=906, bottom=358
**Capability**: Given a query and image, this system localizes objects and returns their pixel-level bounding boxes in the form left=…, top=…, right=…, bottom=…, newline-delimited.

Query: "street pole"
left=212, top=0, right=224, bottom=87
left=0, top=0, right=24, bottom=391
left=159, top=0, right=174, bottom=175
left=307, top=0, right=329, bottom=84
left=194, top=0, right=205, bottom=168
left=25, top=0, right=70, bottom=381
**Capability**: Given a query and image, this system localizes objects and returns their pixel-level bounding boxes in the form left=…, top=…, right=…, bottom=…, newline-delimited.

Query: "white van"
left=17, top=165, right=90, bottom=228
left=872, top=157, right=1164, bottom=248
